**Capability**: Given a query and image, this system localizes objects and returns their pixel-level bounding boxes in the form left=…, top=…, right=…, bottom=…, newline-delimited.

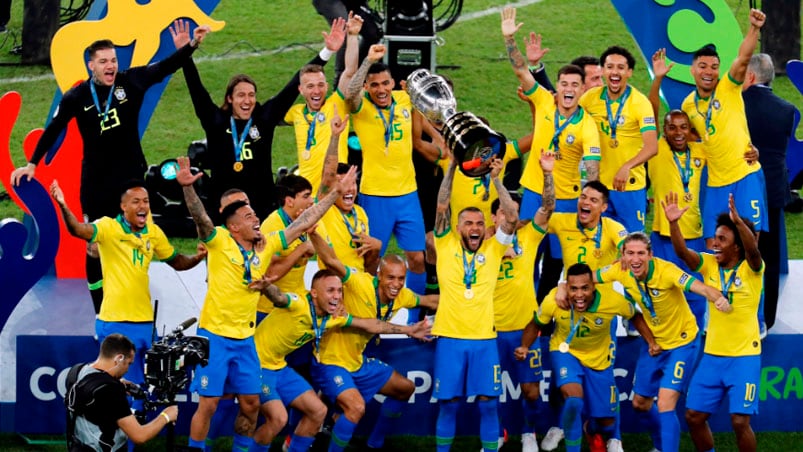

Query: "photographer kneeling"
left=66, top=334, right=178, bottom=451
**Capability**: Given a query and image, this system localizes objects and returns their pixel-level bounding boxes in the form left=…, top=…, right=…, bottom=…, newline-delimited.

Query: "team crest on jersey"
left=712, top=100, right=721, bottom=110
left=402, top=108, right=410, bottom=119
left=114, top=87, right=126, bottom=101
left=317, top=112, right=326, bottom=123
left=595, top=318, right=603, bottom=325
left=262, top=384, right=270, bottom=396
left=200, top=375, right=209, bottom=389
left=251, top=255, right=261, bottom=267
left=435, top=378, right=440, bottom=392
left=566, top=134, right=576, bottom=145
left=476, top=253, right=486, bottom=265
left=651, top=288, right=659, bottom=296
left=734, top=277, right=742, bottom=288
left=694, top=158, right=702, bottom=168
left=249, top=125, right=260, bottom=139
left=145, top=240, right=151, bottom=251
left=617, top=116, right=625, bottom=126
left=334, top=375, right=344, bottom=387
left=560, top=367, right=568, bottom=378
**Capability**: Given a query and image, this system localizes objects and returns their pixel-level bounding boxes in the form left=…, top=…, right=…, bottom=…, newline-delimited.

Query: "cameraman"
left=66, top=334, right=178, bottom=451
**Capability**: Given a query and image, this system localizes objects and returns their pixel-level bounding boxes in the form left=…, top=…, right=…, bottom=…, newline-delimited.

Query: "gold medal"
left=384, top=146, right=389, bottom=156
left=610, top=138, right=619, bottom=148
left=651, top=317, right=660, bottom=326
left=464, top=288, right=474, bottom=299
left=559, top=342, right=570, bottom=353
left=302, top=149, right=311, bottom=161
left=233, top=161, right=244, bottom=172
left=593, top=248, right=603, bottom=259
left=683, top=192, right=694, bottom=202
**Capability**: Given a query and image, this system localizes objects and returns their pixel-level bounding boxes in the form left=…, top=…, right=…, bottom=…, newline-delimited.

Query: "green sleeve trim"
left=583, top=155, right=601, bottom=161
left=683, top=277, right=695, bottom=292
left=89, top=224, right=99, bottom=243
left=532, top=222, right=547, bottom=234
left=279, top=230, right=289, bottom=250
left=595, top=269, right=605, bottom=283
left=533, top=315, right=548, bottom=327
left=512, top=140, right=522, bottom=157
left=727, top=72, right=742, bottom=86
left=161, top=249, right=178, bottom=262
left=344, top=314, right=353, bottom=327
left=523, top=83, right=538, bottom=96
left=434, top=226, right=451, bottom=238
left=415, top=295, right=421, bottom=307
left=640, top=125, right=657, bottom=133
left=334, top=88, right=346, bottom=100
left=201, top=227, right=217, bottom=243
left=693, top=252, right=704, bottom=272
left=87, top=280, right=103, bottom=291
left=285, top=294, right=293, bottom=307
left=341, top=266, right=352, bottom=283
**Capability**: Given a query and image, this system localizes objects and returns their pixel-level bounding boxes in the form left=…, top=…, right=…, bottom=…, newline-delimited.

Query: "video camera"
left=141, top=317, right=209, bottom=404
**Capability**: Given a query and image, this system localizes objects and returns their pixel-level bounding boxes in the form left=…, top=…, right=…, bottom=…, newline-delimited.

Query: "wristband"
left=528, top=62, right=544, bottom=72
left=160, top=412, right=171, bottom=424
left=319, top=47, right=335, bottom=61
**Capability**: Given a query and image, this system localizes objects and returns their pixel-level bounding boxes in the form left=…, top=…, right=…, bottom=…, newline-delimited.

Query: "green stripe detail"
left=435, top=436, right=454, bottom=446
left=566, top=438, right=582, bottom=446
left=481, top=440, right=498, bottom=450
left=331, top=433, right=350, bottom=447
left=425, top=282, right=440, bottom=290
left=87, top=280, right=103, bottom=291
left=640, top=125, right=657, bottom=133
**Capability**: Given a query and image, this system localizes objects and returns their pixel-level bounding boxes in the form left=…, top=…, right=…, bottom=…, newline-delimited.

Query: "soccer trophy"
left=405, top=68, right=506, bottom=177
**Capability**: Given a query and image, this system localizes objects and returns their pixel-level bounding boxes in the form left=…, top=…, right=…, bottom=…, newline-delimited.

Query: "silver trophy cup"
left=405, top=68, right=506, bottom=177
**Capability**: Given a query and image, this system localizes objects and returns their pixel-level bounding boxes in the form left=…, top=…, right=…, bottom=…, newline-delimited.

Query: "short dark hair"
left=379, top=254, right=407, bottom=273
left=312, top=268, right=341, bottom=286
left=336, top=163, right=351, bottom=175
left=693, top=44, right=719, bottom=61
left=583, top=180, right=610, bottom=203
left=367, top=62, right=391, bottom=76
left=557, top=64, right=585, bottom=83
left=220, top=200, right=249, bottom=226
left=491, top=192, right=521, bottom=215
left=715, top=213, right=755, bottom=260
left=457, top=206, right=483, bottom=222
left=300, top=64, right=325, bottom=77
left=663, top=109, right=690, bottom=126
left=99, top=333, right=135, bottom=360
left=600, top=45, right=636, bottom=70
left=571, top=55, right=600, bottom=68
left=622, top=231, right=652, bottom=252
left=220, top=188, right=247, bottom=203
left=119, top=179, right=147, bottom=200
left=566, top=262, right=593, bottom=279
left=276, top=175, right=312, bottom=206
left=86, top=39, right=115, bottom=58
left=222, top=74, right=257, bottom=111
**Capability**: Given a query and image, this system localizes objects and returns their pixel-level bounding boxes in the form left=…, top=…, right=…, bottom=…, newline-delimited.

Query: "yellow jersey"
left=92, top=216, right=176, bottom=322
left=439, top=141, right=521, bottom=226
left=648, top=139, right=705, bottom=238
left=536, top=285, right=634, bottom=370
left=579, top=85, right=657, bottom=190
left=538, top=212, right=627, bottom=271
left=199, top=226, right=287, bottom=339
left=317, top=267, right=419, bottom=371
left=255, top=292, right=352, bottom=370
left=681, top=75, right=760, bottom=187
left=493, top=222, right=546, bottom=331
left=351, top=90, right=416, bottom=196
left=695, top=253, right=763, bottom=356
left=284, top=92, right=350, bottom=193
left=432, top=228, right=508, bottom=339
left=523, top=83, right=601, bottom=199
left=597, top=258, right=699, bottom=349
left=319, top=204, right=370, bottom=272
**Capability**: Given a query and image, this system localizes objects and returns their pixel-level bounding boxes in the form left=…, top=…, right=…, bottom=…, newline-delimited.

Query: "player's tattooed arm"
left=491, top=159, right=518, bottom=235
left=434, top=158, right=457, bottom=235
left=345, top=44, right=386, bottom=112
left=176, top=156, right=214, bottom=240
left=584, top=160, right=600, bottom=182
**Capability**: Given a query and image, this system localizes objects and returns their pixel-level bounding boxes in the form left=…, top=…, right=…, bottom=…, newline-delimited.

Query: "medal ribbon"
left=551, top=108, right=579, bottom=153
left=303, top=107, right=317, bottom=152
left=511, top=232, right=522, bottom=256
left=480, top=174, right=491, bottom=199
left=341, top=209, right=360, bottom=236
left=565, top=307, right=584, bottom=346
left=374, top=280, right=395, bottom=322
left=89, top=82, right=115, bottom=122
left=307, top=294, right=329, bottom=357
left=462, top=248, right=477, bottom=290
left=230, top=117, right=254, bottom=164
left=718, top=260, right=743, bottom=300
left=603, top=85, right=631, bottom=141
left=236, top=241, right=254, bottom=284
left=373, top=99, right=396, bottom=150
left=693, top=87, right=717, bottom=138
left=672, top=148, right=692, bottom=195
left=577, top=219, right=603, bottom=254
left=635, top=279, right=658, bottom=319
left=278, top=208, right=307, bottom=242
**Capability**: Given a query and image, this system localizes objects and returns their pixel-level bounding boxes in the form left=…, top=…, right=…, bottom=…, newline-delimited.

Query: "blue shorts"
left=96, top=320, right=152, bottom=385
left=603, top=189, right=646, bottom=233
left=702, top=170, right=768, bottom=238
left=651, top=233, right=707, bottom=329
left=551, top=351, right=617, bottom=419
left=190, top=328, right=261, bottom=397
left=633, top=335, right=700, bottom=397
left=260, top=366, right=312, bottom=406
left=311, top=358, right=393, bottom=403
left=359, top=192, right=425, bottom=254
left=521, top=190, right=576, bottom=259
left=496, top=330, right=543, bottom=385
left=686, top=354, right=761, bottom=415
left=433, top=337, right=501, bottom=399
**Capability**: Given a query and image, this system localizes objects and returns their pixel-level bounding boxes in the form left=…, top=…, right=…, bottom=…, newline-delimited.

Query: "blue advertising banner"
left=15, top=334, right=803, bottom=435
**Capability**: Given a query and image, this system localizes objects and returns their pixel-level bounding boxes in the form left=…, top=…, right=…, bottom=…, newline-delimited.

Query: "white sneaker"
left=522, top=432, right=539, bottom=452
left=540, top=427, right=564, bottom=451
left=606, top=438, right=624, bottom=452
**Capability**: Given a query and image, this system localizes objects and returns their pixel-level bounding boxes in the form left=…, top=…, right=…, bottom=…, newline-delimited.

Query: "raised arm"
left=729, top=9, right=766, bottom=83
left=309, top=229, right=347, bottom=278
left=533, top=150, right=555, bottom=230
left=130, top=20, right=209, bottom=89
left=317, top=104, right=348, bottom=198
left=165, top=243, right=208, bottom=271
left=345, top=44, right=386, bottom=112
left=662, top=191, right=701, bottom=270
left=525, top=32, right=555, bottom=92
left=728, top=193, right=762, bottom=271
left=501, top=6, right=536, bottom=93
left=176, top=156, right=214, bottom=240
left=337, top=12, right=363, bottom=94
left=434, top=157, right=458, bottom=235
left=490, top=159, right=519, bottom=234
left=49, top=180, right=94, bottom=240
left=649, top=48, right=674, bottom=120
left=285, top=166, right=357, bottom=243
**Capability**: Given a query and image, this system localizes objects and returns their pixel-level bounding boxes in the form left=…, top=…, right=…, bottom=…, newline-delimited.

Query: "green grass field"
left=0, top=0, right=801, bottom=448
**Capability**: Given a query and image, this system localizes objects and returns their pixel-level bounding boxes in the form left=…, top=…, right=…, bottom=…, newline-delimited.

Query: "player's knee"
left=730, top=414, right=752, bottom=432
left=238, top=395, right=261, bottom=417
left=631, top=395, right=652, bottom=412
left=195, top=396, right=220, bottom=418
left=685, top=409, right=706, bottom=427
left=521, top=382, right=540, bottom=401
left=267, top=409, right=288, bottom=431
left=340, top=396, right=366, bottom=420
left=405, top=251, right=425, bottom=273
left=308, top=400, right=328, bottom=425
left=395, top=378, right=415, bottom=399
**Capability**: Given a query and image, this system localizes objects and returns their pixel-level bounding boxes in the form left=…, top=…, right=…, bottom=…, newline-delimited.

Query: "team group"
left=10, top=6, right=773, bottom=452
